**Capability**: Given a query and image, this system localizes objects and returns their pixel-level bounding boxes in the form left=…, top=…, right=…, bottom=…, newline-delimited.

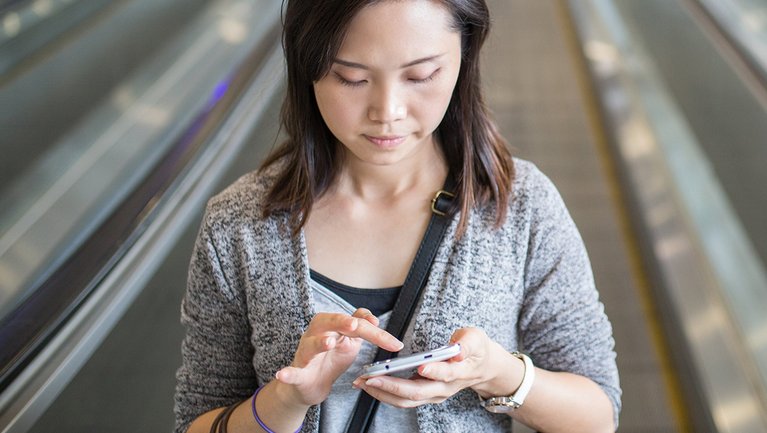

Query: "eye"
left=334, top=72, right=367, bottom=88
left=409, top=68, right=441, bottom=84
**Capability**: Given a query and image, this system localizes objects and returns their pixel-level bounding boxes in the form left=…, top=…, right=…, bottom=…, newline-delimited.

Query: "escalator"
left=2, top=0, right=767, bottom=432
left=570, top=0, right=767, bottom=431
left=0, top=0, right=284, bottom=431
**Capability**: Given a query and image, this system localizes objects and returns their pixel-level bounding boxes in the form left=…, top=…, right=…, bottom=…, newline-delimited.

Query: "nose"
left=368, top=83, right=406, bottom=123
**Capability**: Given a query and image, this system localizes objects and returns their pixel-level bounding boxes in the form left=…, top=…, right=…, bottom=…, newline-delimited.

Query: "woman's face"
left=313, top=0, right=462, bottom=168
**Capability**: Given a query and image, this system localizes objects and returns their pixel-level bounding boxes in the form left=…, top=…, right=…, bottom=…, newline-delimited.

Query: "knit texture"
left=174, top=158, right=621, bottom=432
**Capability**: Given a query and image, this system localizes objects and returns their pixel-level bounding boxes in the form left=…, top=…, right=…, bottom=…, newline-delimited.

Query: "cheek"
left=414, top=81, right=457, bottom=126
left=315, top=89, right=358, bottom=134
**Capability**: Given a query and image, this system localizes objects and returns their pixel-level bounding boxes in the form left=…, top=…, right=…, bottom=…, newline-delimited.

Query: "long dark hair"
left=261, top=0, right=514, bottom=237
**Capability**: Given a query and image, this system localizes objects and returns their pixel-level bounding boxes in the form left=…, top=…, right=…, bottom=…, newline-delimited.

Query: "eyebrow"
left=333, top=54, right=445, bottom=70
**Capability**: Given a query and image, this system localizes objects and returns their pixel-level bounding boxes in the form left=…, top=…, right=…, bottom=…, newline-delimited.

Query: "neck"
left=336, top=139, right=448, bottom=201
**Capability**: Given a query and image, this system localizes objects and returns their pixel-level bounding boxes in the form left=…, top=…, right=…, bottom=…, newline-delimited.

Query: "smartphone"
left=361, top=343, right=461, bottom=378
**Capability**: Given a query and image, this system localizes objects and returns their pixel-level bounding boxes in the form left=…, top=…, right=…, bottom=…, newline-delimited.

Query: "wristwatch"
left=479, top=351, right=535, bottom=413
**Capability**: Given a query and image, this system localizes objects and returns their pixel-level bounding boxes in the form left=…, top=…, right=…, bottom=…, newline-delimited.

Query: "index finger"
left=352, top=307, right=380, bottom=327
left=344, top=316, right=403, bottom=352
left=314, top=314, right=403, bottom=352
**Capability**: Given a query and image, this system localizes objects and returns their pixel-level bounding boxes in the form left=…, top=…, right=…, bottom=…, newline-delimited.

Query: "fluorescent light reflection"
left=3, top=13, right=21, bottom=37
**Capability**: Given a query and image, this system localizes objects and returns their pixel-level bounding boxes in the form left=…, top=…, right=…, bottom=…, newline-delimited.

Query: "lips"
left=364, top=135, right=407, bottom=148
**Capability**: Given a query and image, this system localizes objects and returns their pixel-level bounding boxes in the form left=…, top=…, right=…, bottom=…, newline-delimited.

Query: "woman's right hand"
left=274, top=308, right=403, bottom=406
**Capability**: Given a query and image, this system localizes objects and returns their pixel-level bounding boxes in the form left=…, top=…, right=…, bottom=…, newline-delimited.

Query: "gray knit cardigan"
left=174, top=159, right=621, bottom=432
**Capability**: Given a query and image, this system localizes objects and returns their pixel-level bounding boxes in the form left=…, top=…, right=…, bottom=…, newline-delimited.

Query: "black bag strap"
left=344, top=176, right=456, bottom=433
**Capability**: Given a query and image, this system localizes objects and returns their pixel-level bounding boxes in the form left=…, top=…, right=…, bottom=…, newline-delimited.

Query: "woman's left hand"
left=352, top=327, right=506, bottom=408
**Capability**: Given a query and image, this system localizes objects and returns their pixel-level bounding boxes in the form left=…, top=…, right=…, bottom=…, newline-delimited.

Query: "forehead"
left=337, top=1, right=460, bottom=65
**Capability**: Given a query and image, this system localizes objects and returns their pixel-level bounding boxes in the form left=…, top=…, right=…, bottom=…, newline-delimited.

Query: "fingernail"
left=366, top=378, right=382, bottom=387
left=421, top=366, right=430, bottom=376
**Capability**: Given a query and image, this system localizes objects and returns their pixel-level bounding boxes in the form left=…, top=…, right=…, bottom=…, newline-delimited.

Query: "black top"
left=309, top=270, right=401, bottom=317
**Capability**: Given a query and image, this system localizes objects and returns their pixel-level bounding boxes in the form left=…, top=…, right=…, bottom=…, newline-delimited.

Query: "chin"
left=359, top=154, right=409, bottom=167
left=345, top=146, right=412, bottom=166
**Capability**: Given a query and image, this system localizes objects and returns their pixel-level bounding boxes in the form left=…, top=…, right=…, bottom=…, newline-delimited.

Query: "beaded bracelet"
left=251, top=384, right=303, bottom=433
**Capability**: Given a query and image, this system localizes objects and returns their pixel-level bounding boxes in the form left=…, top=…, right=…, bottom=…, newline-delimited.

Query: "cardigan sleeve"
left=173, top=211, right=257, bottom=433
left=517, top=166, right=622, bottom=427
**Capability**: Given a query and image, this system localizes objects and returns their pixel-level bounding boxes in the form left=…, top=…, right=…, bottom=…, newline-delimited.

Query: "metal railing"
left=694, top=0, right=767, bottom=88
left=0, top=0, right=284, bottom=431
left=567, top=0, right=767, bottom=431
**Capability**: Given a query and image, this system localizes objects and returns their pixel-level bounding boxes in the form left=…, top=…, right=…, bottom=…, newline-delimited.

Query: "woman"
left=174, top=0, right=621, bottom=432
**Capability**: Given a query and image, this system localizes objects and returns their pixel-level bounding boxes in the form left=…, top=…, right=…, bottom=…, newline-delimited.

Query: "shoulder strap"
left=344, top=176, right=456, bottom=433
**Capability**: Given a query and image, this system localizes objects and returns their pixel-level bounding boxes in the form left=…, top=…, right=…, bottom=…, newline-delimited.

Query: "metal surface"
left=0, top=0, right=276, bottom=322
left=0, top=0, right=117, bottom=76
left=0, top=42, right=284, bottom=433
left=695, top=0, right=767, bottom=86
left=0, top=0, right=284, bottom=431
left=0, top=0, right=208, bottom=188
left=568, top=0, right=767, bottom=431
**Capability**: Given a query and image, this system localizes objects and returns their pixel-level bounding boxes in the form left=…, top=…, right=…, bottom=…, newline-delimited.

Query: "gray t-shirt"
left=309, top=278, right=416, bottom=432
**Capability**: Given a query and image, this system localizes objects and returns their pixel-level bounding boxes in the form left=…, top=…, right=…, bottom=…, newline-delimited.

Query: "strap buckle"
left=431, top=190, right=455, bottom=216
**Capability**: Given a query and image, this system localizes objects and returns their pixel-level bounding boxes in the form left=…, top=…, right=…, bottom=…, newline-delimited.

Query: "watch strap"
left=480, top=351, right=535, bottom=411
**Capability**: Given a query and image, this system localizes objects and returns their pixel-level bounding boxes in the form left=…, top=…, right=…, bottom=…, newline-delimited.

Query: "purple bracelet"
left=251, top=384, right=303, bottom=433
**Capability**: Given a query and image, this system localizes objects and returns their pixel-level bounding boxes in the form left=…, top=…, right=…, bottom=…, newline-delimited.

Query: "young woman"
left=174, top=1, right=621, bottom=432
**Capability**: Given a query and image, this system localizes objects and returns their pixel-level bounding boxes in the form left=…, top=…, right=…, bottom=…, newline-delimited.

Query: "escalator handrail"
left=567, top=0, right=767, bottom=431
left=0, top=1, right=281, bottom=405
left=0, top=0, right=116, bottom=78
left=691, top=0, right=767, bottom=104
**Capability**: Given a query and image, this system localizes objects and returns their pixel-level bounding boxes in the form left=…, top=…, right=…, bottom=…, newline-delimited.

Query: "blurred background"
left=0, top=0, right=766, bottom=431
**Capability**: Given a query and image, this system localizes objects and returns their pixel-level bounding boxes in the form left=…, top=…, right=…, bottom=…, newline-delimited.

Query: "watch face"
left=485, top=403, right=515, bottom=414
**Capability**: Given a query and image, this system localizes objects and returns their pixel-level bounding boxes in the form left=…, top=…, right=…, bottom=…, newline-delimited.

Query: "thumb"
left=449, top=327, right=488, bottom=361
left=275, top=366, right=306, bottom=385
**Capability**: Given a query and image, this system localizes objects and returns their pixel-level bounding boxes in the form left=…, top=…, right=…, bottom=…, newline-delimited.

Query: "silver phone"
left=361, top=343, right=461, bottom=378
